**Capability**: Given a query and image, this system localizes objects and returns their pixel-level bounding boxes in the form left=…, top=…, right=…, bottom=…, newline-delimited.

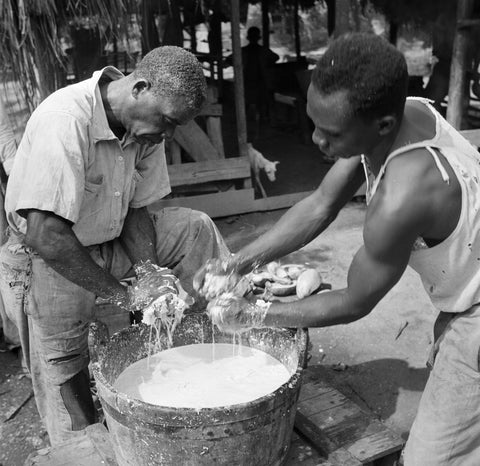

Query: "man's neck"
left=364, top=101, right=436, bottom=176
left=99, top=79, right=126, bottom=138
left=364, top=129, right=400, bottom=176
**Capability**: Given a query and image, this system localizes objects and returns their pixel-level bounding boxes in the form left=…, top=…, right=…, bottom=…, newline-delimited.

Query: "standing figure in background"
left=226, top=26, right=279, bottom=138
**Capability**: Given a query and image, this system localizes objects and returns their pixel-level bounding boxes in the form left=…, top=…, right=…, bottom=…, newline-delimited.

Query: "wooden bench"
left=26, top=365, right=404, bottom=466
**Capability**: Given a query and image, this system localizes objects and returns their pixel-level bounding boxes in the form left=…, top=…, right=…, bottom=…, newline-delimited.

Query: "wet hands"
left=129, top=260, right=193, bottom=311
left=193, top=258, right=250, bottom=300
left=207, top=293, right=270, bottom=334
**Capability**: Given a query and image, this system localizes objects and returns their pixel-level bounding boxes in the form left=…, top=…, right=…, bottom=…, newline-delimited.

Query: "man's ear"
left=377, top=115, right=397, bottom=136
left=132, top=79, right=150, bottom=98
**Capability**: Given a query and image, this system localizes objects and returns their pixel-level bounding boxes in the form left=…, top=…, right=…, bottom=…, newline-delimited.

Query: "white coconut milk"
left=114, top=343, right=291, bottom=408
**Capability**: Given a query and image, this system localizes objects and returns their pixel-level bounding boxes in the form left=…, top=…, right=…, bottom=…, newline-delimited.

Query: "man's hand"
left=193, top=258, right=250, bottom=300
left=130, top=260, right=193, bottom=311
left=207, top=293, right=270, bottom=334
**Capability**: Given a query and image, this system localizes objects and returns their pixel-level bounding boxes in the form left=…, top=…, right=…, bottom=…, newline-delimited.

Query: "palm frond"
left=0, top=0, right=135, bottom=115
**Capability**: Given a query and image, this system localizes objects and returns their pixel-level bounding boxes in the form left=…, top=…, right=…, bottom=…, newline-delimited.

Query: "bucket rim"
left=91, top=327, right=308, bottom=424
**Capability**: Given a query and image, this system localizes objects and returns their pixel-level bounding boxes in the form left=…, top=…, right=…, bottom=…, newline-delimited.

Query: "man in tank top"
left=195, top=33, right=480, bottom=465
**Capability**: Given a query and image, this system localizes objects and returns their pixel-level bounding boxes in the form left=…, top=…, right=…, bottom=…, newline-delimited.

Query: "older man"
left=0, top=46, right=228, bottom=445
left=196, top=33, right=480, bottom=465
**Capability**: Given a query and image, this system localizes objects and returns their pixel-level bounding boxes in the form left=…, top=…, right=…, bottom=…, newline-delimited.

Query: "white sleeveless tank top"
left=363, top=97, right=480, bottom=313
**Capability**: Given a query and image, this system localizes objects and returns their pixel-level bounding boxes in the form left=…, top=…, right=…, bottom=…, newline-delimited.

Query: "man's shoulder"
left=32, top=81, right=93, bottom=125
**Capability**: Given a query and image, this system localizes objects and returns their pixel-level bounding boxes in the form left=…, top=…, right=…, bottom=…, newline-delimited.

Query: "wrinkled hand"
left=207, top=293, right=270, bottom=334
left=130, top=260, right=193, bottom=311
left=193, top=258, right=249, bottom=301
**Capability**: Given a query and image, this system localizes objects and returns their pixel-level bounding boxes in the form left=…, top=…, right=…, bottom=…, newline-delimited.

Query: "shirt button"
left=118, top=156, right=124, bottom=162
left=114, top=191, right=121, bottom=197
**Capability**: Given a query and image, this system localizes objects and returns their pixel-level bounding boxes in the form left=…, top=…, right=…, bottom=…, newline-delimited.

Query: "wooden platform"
left=25, top=365, right=404, bottom=466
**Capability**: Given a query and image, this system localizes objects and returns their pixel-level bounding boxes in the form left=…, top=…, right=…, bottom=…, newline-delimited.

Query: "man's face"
left=306, top=84, right=380, bottom=159
left=126, top=86, right=197, bottom=146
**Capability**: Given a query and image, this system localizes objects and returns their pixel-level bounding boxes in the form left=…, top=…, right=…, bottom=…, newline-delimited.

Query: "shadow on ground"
left=306, top=360, right=429, bottom=441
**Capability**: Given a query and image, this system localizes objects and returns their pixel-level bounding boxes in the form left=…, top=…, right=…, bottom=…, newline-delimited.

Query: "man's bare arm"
left=263, top=178, right=430, bottom=328
left=25, top=210, right=130, bottom=307
left=233, top=156, right=365, bottom=273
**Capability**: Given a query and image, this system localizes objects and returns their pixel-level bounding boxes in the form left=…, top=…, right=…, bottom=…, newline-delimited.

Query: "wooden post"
left=262, top=0, right=270, bottom=50
left=230, top=0, right=248, bottom=158
left=334, top=0, right=350, bottom=38
left=446, top=0, right=475, bottom=129
left=294, top=0, right=301, bottom=60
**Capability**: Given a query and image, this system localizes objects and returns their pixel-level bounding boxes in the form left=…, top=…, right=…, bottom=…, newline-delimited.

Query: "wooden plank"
left=149, top=188, right=255, bottom=218
left=297, top=390, right=350, bottom=417
left=294, top=366, right=404, bottom=465
left=295, top=412, right=363, bottom=466
left=174, top=120, right=221, bottom=161
left=206, top=116, right=225, bottom=158
left=199, top=103, right=223, bottom=117
left=346, top=429, right=405, bottom=464
left=167, top=157, right=251, bottom=187
left=285, top=432, right=333, bottom=465
left=168, top=139, right=182, bottom=164
left=274, top=92, right=298, bottom=106
left=446, top=0, right=475, bottom=128
left=252, top=191, right=312, bottom=211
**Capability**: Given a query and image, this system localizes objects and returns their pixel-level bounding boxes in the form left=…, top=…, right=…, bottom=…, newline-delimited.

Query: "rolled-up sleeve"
left=129, top=142, right=171, bottom=208
left=14, top=112, right=87, bottom=223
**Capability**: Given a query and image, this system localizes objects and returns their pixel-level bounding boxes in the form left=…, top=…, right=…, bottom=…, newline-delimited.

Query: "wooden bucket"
left=92, top=313, right=308, bottom=466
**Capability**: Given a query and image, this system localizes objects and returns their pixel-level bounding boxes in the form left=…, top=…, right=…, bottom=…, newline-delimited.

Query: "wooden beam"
left=230, top=0, right=249, bottom=158
left=167, top=157, right=251, bottom=187
left=206, top=117, right=225, bottom=157
left=294, top=0, right=301, bottom=60
left=262, top=0, right=270, bottom=49
left=149, top=188, right=255, bottom=218
left=199, top=103, right=223, bottom=117
left=173, top=120, right=221, bottom=161
left=446, top=0, right=476, bottom=129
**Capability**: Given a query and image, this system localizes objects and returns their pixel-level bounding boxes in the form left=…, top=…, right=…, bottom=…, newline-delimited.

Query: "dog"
left=247, top=143, right=279, bottom=198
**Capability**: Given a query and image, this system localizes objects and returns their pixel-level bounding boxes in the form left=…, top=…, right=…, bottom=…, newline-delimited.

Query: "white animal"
left=247, top=143, right=279, bottom=198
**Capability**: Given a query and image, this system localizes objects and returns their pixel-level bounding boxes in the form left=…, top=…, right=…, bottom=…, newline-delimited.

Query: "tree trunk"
left=162, top=0, right=183, bottom=47
left=294, top=0, right=301, bottom=60
left=141, top=0, right=160, bottom=54
left=262, top=0, right=270, bottom=49
left=326, top=0, right=336, bottom=36
left=230, top=0, right=248, bottom=158
left=334, top=0, right=351, bottom=37
left=446, top=0, right=475, bottom=129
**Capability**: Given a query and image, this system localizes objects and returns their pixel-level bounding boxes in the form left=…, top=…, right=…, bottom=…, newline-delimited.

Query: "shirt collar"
left=89, top=66, right=125, bottom=142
